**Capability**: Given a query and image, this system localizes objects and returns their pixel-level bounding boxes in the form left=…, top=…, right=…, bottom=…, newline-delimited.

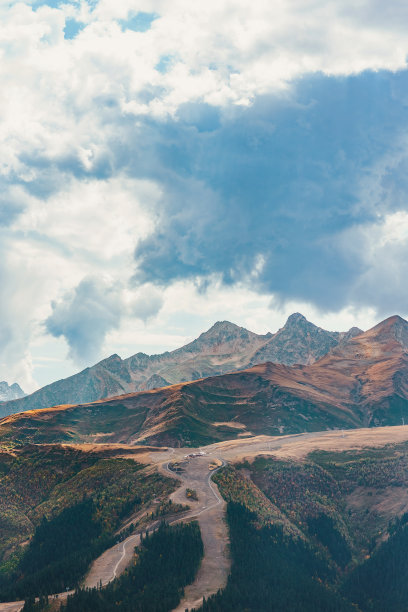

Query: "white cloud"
left=335, top=209, right=408, bottom=315
left=14, top=176, right=158, bottom=264
left=0, top=0, right=407, bottom=182
left=0, top=238, right=43, bottom=392
left=0, top=176, right=159, bottom=387
left=1, top=0, right=407, bottom=389
left=45, top=275, right=123, bottom=365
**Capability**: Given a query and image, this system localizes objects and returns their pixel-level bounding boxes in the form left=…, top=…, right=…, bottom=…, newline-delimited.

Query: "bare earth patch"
left=85, top=533, right=142, bottom=589
left=346, top=486, right=408, bottom=520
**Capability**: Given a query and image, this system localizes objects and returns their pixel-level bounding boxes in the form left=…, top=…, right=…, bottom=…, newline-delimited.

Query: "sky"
left=2, top=0, right=408, bottom=392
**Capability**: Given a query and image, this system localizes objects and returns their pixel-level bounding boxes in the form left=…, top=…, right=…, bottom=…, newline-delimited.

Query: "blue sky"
left=1, top=0, right=408, bottom=391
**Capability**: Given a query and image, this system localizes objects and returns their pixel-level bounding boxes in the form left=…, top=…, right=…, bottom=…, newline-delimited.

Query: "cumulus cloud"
left=0, top=174, right=159, bottom=379
left=45, top=277, right=123, bottom=365
left=126, top=284, right=164, bottom=322
left=339, top=211, right=408, bottom=315
left=0, top=238, right=43, bottom=391
left=14, top=176, right=158, bottom=264
left=1, top=0, right=408, bottom=190
left=45, top=278, right=166, bottom=365
left=2, top=0, right=408, bottom=388
left=132, top=71, right=408, bottom=312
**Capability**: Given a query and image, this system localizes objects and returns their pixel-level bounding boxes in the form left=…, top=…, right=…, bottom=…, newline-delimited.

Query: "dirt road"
left=86, top=453, right=229, bottom=610
left=0, top=603, right=24, bottom=612
left=85, top=532, right=143, bottom=588
left=165, top=455, right=229, bottom=612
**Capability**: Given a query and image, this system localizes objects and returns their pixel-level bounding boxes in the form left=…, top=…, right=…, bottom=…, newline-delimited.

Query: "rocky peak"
left=249, top=313, right=340, bottom=367
left=204, top=320, right=244, bottom=335
left=95, top=354, right=126, bottom=376
left=195, top=321, right=252, bottom=345
left=279, top=313, right=326, bottom=338
left=0, top=381, right=25, bottom=402
left=340, top=327, right=364, bottom=342
left=97, top=354, right=122, bottom=367
left=285, top=312, right=308, bottom=327
left=367, top=315, right=408, bottom=349
left=182, top=320, right=268, bottom=356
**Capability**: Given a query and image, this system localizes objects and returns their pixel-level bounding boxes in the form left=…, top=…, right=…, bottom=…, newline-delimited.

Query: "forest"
left=343, top=512, right=408, bottom=611
left=0, top=498, right=114, bottom=600
left=59, top=521, right=203, bottom=611
left=195, top=502, right=354, bottom=612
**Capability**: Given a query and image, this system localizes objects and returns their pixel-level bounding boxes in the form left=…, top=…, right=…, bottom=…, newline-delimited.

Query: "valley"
left=3, top=426, right=408, bottom=610
left=3, top=6, right=406, bottom=609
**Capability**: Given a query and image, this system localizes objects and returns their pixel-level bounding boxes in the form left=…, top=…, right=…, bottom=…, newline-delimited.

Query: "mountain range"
left=0, top=313, right=361, bottom=418
left=0, top=381, right=25, bottom=402
left=2, top=315, right=408, bottom=448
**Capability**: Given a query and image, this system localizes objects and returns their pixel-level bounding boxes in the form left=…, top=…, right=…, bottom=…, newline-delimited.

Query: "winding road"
left=165, top=455, right=229, bottom=612
left=86, top=452, right=229, bottom=610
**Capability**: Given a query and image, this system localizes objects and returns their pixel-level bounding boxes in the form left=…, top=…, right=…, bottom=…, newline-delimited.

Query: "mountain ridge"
left=0, top=381, right=25, bottom=402
left=0, top=314, right=362, bottom=418
left=1, top=315, right=407, bottom=448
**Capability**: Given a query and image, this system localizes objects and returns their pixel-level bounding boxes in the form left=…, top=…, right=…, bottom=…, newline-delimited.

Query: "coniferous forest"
left=0, top=498, right=114, bottom=601
left=5, top=446, right=408, bottom=611
left=343, top=513, right=408, bottom=612
left=194, top=502, right=408, bottom=612
left=195, top=503, right=355, bottom=612
left=58, top=521, right=203, bottom=612
left=20, top=501, right=408, bottom=612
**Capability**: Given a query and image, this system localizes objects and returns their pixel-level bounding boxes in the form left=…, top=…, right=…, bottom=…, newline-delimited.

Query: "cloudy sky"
left=1, top=0, right=408, bottom=391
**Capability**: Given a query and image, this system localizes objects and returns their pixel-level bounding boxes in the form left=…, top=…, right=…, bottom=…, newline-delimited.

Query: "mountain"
left=1, top=315, right=407, bottom=448
left=0, top=381, right=25, bottom=402
left=247, top=312, right=362, bottom=366
left=0, top=315, right=361, bottom=418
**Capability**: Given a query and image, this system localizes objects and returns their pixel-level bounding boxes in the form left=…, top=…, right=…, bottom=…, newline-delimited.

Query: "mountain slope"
left=0, top=316, right=361, bottom=418
left=1, top=315, right=407, bottom=448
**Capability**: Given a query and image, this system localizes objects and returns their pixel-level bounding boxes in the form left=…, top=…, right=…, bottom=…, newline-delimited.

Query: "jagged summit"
left=249, top=312, right=342, bottom=367
left=96, top=354, right=122, bottom=366
left=0, top=381, right=25, bottom=402
left=197, top=320, right=245, bottom=338
left=4, top=312, right=408, bottom=448
left=285, top=312, right=307, bottom=326
left=183, top=320, right=270, bottom=358
left=345, top=326, right=363, bottom=337
left=206, top=320, right=242, bottom=331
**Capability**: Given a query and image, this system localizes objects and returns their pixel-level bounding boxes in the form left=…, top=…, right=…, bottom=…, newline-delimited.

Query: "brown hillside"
left=1, top=316, right=408, bottom=447
left=0, top=315, right=361, bottom=418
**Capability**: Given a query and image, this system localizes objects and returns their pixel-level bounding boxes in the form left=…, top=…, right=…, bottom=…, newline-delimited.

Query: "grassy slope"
left=0, top=445, right=176, bottom=573
left=0, top=372, right=361, bottom=449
